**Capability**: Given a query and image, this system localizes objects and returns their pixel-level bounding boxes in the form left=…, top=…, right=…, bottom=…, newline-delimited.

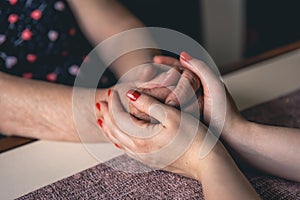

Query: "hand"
left=152, top=53, right=246, bottom=158
left=153, top=55, right=204, bottom=119
left=178, top=52, right=246, bottom=138
left=153, top=55, right=202, bottom=107
left=94, top=59, right=260, bottom=200
left=155, top=54, right=245, bottom=136
left=99, top=62, right=203, bottom=122
left=96, top=89, right=260, bottom=199
left=97, top=89, right=216, bottom=180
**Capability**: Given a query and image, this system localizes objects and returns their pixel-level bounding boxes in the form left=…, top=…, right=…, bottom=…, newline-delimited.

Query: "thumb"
left=179, top=52, right=224, bottom=97
left=179, top=52, right=227, bottom=158
left=179, top=52, right=226, bottom=121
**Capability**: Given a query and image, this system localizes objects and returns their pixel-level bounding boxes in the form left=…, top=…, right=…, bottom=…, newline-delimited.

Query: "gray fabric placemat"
left=19, top=155, right=204, bottom=199
left=19, top=89, right=300, bottom=199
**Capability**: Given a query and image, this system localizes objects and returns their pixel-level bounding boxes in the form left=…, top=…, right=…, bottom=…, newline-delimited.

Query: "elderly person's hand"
left=97, top=61, right=204, bottom=122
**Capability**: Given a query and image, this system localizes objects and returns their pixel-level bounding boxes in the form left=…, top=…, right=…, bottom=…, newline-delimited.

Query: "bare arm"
left=0, top=72, right=108, bottom=142
left=0, top=1, right=159, bottom=141
left=178, top=52, right=300, bottom=182
left=197, top=142, right=260, bottom=200
left=68, top=0, right=144, bottom=44
left=67, top=0, right=157, bottom=80
left=225, top=121, right=300, bottom=182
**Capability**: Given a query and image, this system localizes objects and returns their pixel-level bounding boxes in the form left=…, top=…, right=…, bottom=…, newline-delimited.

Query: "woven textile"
left=19, top=89, right=300, bottom=199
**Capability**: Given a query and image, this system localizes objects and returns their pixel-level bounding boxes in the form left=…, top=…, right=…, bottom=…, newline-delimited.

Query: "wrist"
left=220, top=114, right=255, bottom=154
left=193, top=142, right=227, bottom=182
left=222, top=113, right=249, bottom=139
left=184, top=130, right=226, bottom=182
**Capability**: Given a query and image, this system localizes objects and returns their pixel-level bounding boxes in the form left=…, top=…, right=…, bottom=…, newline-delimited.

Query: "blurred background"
left=120, top=0, right=300, bottom=67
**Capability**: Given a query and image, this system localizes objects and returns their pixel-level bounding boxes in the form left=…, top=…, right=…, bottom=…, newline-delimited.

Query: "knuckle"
left=141, top=96, right=156, bottom=109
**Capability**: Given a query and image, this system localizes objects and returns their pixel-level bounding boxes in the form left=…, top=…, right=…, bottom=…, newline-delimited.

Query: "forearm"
left=68, top=0, right=144, bottom=44
left=0, top=72, right=107, bottom=142
left=197, top=143, right=260, bottom=200
left=224, top=120, right=300, bottom=182
left=68, top=0, right=157, bottom=79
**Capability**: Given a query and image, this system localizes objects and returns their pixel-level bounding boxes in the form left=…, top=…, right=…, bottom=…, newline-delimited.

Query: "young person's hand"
left=154, top=53, right=246, bottom=139
left=97, top=89, right=212, bottom=180
left=95, top=90, right=260, bottom=200
left=174, top=52, right=300, bottom=183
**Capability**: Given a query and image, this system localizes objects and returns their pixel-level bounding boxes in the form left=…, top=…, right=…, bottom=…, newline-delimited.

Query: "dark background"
left=119, top=0, right=202, bottom=48
left=120, top=0, right=300, bottom=62
left=246, top=0, right=300, bottom=57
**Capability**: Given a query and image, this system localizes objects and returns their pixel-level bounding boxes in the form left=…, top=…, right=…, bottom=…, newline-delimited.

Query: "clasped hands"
left=95, top=52, right=244, bottom=180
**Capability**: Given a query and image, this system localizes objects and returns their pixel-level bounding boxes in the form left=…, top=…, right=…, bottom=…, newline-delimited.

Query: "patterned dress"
left=0, top=0, right=116, bottom=87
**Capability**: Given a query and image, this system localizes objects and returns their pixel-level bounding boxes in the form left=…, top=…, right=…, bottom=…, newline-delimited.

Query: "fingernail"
left=97, top=119, right=103, bottom=128
left=180, top=52, right=192, bottom=62
left=166, top=100, right=177, bottom=106
left=95, top=103, right=101, bottom=111
left=114, top=143, right=122, bottom=149
left=126, top=89, right=141, bottom=101
left=108, top=89, right=111, bottom=97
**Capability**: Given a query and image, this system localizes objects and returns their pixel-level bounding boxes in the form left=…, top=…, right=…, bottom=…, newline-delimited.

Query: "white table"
left=1, top=49, right=300, bottom=199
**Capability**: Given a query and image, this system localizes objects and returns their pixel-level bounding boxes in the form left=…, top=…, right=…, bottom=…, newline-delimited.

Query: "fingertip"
left=180, top=52, right=192, bottom=63
left=179, top=53, right=203, bottom=82
left=153, top=55, right=165, bottom=64
left=95, top=102, right=101, bottom=111
left=107, top=90, right=118, bottom=106
left=98, top=101, right=109, bottom=113
left=114, top=143, right=122, bottom=149
left=126, top=89, right=141, bottom=101
left=97, top=118, right=103, bottom=128
left=165, top=94, right=179, bottom=107
left=107, top=88, right=112, bottom=97
left=179, top=54, right=193, bottom=72
left=166, top=100, right=178, bottom=107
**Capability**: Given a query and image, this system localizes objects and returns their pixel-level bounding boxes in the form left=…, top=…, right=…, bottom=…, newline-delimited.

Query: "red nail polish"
left=108, top=89, right=111, bottom=97
left=126, top=89, right=141, bottom=101
left=95, top=103, right=101, bottom=111
left=114, top=143, right=122, bottom=149
left=97, top=119, right=103, bottom=128
left=180, top=52, right=192, bottom=62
